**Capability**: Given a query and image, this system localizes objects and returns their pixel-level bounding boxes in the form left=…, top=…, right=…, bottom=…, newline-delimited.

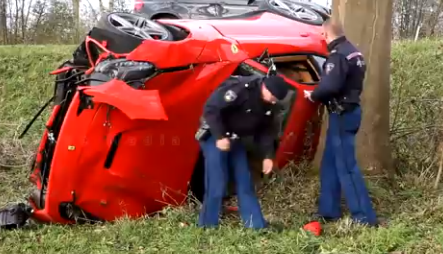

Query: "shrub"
left=390, top=39, right=443, bottom=175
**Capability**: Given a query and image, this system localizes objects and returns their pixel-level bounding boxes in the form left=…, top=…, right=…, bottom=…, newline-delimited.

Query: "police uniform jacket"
left=202, top=75, right=278, bottom=159
left=310, top=36, right=366, bottom=106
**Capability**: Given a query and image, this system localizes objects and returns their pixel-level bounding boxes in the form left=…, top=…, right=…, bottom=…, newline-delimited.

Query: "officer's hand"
left=262, top=159, right=274, bottom=175
left=216, top=138, right=231, bottom=151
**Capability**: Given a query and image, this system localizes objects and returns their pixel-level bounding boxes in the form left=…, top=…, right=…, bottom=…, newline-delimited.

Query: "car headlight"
left=94, top=59, right=156, bottom=82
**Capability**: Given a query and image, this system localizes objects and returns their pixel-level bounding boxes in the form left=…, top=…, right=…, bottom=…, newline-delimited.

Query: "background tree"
left=0, top=0, right=7, bottom=44
left=72, top=0, right=80, bottom=43
left=109, top=0, right=114, bottom=11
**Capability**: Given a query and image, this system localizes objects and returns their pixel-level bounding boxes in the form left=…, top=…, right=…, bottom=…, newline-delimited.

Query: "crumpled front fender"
left=78, top=79, right=168, bottom=121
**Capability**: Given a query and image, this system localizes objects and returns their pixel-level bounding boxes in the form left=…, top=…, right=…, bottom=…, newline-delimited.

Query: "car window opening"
left=272, top=54, right=325, bottom=84
left=231, top=54, right=326, bottom=140
left=235, top=54, right=326, bottom=86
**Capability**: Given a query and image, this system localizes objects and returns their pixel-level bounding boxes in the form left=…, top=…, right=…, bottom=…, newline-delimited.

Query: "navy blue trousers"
left=198, top=135, right=267, bottom=229
left=317, top=106, right=378, bottom=225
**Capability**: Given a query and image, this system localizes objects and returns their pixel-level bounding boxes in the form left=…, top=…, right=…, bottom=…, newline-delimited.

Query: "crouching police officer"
left=304, top=18, right=378, bottom=227
left=195, top=74, right=290, bottom=229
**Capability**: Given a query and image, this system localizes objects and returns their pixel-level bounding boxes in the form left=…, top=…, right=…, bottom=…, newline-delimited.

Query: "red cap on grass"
left=225, top=206, right=239, bottom=212
left=303, top=221, right=322, bottom=236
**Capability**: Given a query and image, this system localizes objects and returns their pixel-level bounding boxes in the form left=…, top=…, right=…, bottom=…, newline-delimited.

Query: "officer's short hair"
left=323, top=17, right=345, bottom=37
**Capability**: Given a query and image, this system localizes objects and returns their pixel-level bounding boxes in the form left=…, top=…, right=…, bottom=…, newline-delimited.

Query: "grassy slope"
left=0, top=42, right=442, bottom=254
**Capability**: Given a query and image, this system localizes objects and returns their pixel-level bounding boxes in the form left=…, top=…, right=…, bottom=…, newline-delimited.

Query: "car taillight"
left=134, top=0, right=144, bottom=11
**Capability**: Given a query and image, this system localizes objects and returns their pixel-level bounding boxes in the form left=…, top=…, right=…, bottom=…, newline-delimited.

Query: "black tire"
left=96, top=12, right=174, bottom=41
left=314, top=10, right=330, bottom=21
left=260, top=0, right=325, bottom=26
left=305, top=2, right=331, bottom=20
left=90, top=12, right=174, bottom=54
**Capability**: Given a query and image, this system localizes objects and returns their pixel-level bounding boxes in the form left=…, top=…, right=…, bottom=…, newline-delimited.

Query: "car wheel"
left=294, top=1, right=331, bottom=16
left=96, top=12, right=174, bottom=41
left=260, top=0, right=325, bottom=26
left=305, top=2, right=331, bottom=20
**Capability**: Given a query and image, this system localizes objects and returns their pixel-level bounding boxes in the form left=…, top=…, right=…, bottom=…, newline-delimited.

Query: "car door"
left=233, top=55, right=326, bottom=168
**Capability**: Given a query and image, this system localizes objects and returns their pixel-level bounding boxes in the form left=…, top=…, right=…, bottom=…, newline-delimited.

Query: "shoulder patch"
left=224, top=90, right=237, bottom=102
left=356, top=58, right=365, bottom=67
left=346, top=52, right=363, bottom=60
left=325, top=63, right=335, bottom=74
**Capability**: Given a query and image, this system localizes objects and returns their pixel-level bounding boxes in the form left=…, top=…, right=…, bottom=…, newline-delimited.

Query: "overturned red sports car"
left=0, top=11, right=328, bottom=228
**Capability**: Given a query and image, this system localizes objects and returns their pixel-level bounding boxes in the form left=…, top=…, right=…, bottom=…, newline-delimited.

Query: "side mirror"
left=258, top=47, right=277, bottom=76
left=267, top=58, right=277, bottom=77
left=247, top=0, right=255, bottom=5
left=258, top=48, right=269, bottom=62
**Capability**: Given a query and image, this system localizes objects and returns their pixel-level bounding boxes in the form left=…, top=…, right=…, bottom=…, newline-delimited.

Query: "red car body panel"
left=28, top=12, right=328, bottom=224
left=80, top=81, right=168, bottom=121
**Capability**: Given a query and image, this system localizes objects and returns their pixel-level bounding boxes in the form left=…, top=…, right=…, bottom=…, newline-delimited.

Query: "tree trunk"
left=0, top=0, right=7, bottom=44
left=313, top=107, right=327, bottom=171
left=20, top=0, right=25, bottom=42
left=14, top=0, right=18, bottom=43
left=109, top=0, right=114, bottom=12
left=72, top=0, right=80, bottom=43
left=425, top=0, right=443, bottom=37
left=99, top=0, right=105, bottom=13
left=327, top=0, right=394, bottom=176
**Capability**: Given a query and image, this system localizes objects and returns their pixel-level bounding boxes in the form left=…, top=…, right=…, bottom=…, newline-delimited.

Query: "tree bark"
left=325, top=0, right=394, bottom=176
left=425, top=0, right=443, bottom=37
left=72, top=0, right=80, bottom=43
left=14, top=0, right=18, bottom=43
left=109, top=0, right=114, bottom=12
left=99, top=0, right=105, bottom=13
left=20, top=0, right=25, bottom=42
left=0, top=0, right=7, bottom=44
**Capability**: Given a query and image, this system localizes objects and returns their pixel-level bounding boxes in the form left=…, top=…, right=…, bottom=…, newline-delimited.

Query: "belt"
left=327, top=102, right=359, bottom=114
left=341, top=103, right=358, bottom=112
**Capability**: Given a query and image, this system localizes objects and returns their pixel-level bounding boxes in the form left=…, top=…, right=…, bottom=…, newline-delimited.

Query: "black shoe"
left=355, top=217, right=388, bottom=228
left=309, top=213, right=341, bottom=223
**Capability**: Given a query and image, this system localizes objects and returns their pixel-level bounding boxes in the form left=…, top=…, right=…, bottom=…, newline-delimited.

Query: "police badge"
left=356, top=58, right=365, bottom=67
left=224, top=90, right=237, bottom=102
left=325, top=63, right=335, bottom=74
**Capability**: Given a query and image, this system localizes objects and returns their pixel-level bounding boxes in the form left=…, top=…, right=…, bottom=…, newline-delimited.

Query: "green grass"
left=0, top=41, right=443, bottom=253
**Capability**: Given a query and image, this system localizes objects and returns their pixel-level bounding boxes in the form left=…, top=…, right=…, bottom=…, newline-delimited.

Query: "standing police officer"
left=195, top=74, right=290, bottom=229
left=304, top=18, right=378, bottom=227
